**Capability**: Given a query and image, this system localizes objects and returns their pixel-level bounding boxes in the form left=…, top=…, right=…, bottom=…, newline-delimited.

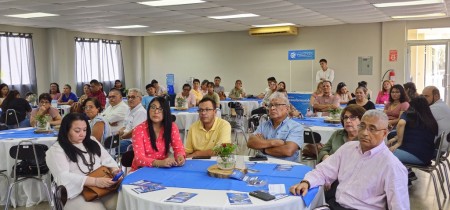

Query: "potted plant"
left=176, top=97, right=187, bottom=109
left=213, top=143, right=237, bottom=170
left=35, top=114, right=49, bottom=130
left=328, top=108, right=342, bottom=120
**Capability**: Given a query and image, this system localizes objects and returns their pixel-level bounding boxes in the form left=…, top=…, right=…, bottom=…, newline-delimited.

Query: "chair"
left=226, top=102, right=248, bottom=149
left=404, top=131, right=447, bottom=210
left=0, top=170, right=9, bottom=191
left=103, top=134, right=121, bottom=162
left=299, top=127, right=322, bottom=167
left=121, top=150, right=135, bottom=175
left=5, top=140, right=53, bottom=210
left=5, top=109, right=19, bottom=128
left=53, top=184, right=68, bottom=210
left=439, top=132, right=450, bottom=195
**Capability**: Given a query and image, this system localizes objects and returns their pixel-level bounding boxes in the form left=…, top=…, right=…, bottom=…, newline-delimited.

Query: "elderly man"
left=185, top=98, right=231, bottom=158
left=247, top=92, right=303, bottom=162
left=102, top=89, right=129, bottom=134
left=422, top=86, right=450, bottom=151
left=290, top=110, right=409, bottom=210
left=313, top=80, right=340, bottom=115
left=175, top=83, right=196, bottom=108
left=316, top=58, right=335, bottom=83
left=202, top=82, right=220, bottom=106
left=89, top=79, right=106, bottom=108
left=117, top=88, right=147, bottom=154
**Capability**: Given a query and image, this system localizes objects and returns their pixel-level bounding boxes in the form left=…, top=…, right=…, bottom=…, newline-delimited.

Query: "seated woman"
left=229, top=80, right=246, bottom=99
left=403, top=82, right=419, bottom=101
left=0, top=90, right=32, bottom=128
left=112, top=79, right=127, bottom=97
left=357, top=81, right=373, bottom=101
left=384, top=84, right=409, bottom=129
left=0, top=83, right=9, bottom=106
left=83, top=97, right=110, bottom=143
left=58, top=84, right=79, bottom=105
left=347, top=86, right=375, bottom=110
left=46, top=113, right=120, bottom=210
left=30, top=93, right=62, bottom=127
left=388, top=96, right=438, bottom=166
left=132, top=97, right=185, bottom=170
left=49, top=82, right=61, bottom=100
left=309, top=81, right=323, bottom=107
left=335, top=82, right=352, bottom=104
left=318, top=105, right=366, bottom=162
left=376, top=80, right=392, bottom=104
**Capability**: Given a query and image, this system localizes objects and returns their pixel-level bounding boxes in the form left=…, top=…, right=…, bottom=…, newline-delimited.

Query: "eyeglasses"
left=127, top=95, right=139, bottom=100
left=267, top=103, right=286, bottom=109
left=149, top=105, right=163, bottom=113
left=342, top=115, right=358, bottom=121
left=357, top=124, right=387, bottom=134
left=83, top=105, right=96, bottom=110
left=39, top=101, right=50, bottom=105
left=197, top=108, right=215, bottom=113
left=183, top=89, right=190, bottom=91
left=108, top=95, right=118, bottom=99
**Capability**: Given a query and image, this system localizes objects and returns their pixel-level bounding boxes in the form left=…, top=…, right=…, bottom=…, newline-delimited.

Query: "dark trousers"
left=328, top=198, right=355, bottom=210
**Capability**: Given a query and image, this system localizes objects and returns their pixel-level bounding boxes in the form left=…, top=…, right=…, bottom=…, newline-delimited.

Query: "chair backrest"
left=432, top=131, right=446, bottom=165
left=171, top=114, right=176, bottom=122
left=304, top=127, right=321, bottom=144
left=9, top=140, right=49, bottom=178
left=121, top=150, right=134, bottom=168
left=5, top=109, right=19, bottom=127
left=103, top=134, right=120, bottom=149
left=54, top=185, right=67, bottom=210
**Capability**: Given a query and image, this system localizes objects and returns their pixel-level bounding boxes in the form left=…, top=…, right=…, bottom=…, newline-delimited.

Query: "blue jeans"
left=7, top=119, right=31, bottom=129
left=393, top=149, right=425, bottom=165
left=116, top=139, right=132, bottom=155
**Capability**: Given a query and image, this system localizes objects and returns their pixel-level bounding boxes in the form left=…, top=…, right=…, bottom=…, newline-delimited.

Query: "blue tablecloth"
left=0, top=128, right=56, bottom=140
left=293, top=117, right=343, bottom=128
left=221, top=98, right=262, bottom=102
left=122, top=160, right=319, bottom=206
left=170, top=107, right=199, bottom=114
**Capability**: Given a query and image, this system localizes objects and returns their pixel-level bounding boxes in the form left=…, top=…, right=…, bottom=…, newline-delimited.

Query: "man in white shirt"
left=102, top=89, right=129, bottom=134
left=422, top=86, right=450, bottom=151
left=315, top=58, right=335, bottom=83
left=175, top=83, right=196, bottom=108
left=117, top=88, right=147, bottom=154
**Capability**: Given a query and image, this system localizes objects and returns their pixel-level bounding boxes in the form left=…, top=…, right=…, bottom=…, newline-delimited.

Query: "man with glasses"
left=102, top=89, right=129, bottom=134
left=117, top=88, right=147, bottom=154
left=290, top=110, right=409, bottom=210
left=313, top=80, right=340, bottom=116
left=175, top=84, right=196, bottom=108
left=185, top=98, right=231, bottom=158
left=247, top=92, right=303, bottom=162
left=89, top=79, right=106, bottom=108
left=422, top=86, right=450, bottom=151
left=30, top=93, right=62, bottom=127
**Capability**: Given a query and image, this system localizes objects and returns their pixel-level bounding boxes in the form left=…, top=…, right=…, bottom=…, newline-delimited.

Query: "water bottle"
left=306, top=108, right=313, bottom=117
left=51, top=100, right=58, bottom=108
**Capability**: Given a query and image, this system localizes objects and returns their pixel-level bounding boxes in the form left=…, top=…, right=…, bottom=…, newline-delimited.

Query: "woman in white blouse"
left=46, top=113, right=120, bottom=210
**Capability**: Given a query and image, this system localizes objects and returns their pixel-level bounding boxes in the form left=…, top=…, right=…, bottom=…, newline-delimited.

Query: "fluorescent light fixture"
left=208, top=13, right=259, bottom=19
left=252, top=23, right=295, bottom=27
left=374, top=0, right=442, bottom=8
left=150, top=30, right=185, bottom=34
left=5, top=12, right=59, bottom=18
left=138, top=0, right=204, bottom=6
left=108, top=25, right=148, bottom=29
left=392, top=13, right=446, bottom=19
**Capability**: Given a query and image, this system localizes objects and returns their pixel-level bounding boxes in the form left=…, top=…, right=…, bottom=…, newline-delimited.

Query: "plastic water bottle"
left=51, top=100, right=58, bottom=108
left=306, top=108, right=313, bottom=117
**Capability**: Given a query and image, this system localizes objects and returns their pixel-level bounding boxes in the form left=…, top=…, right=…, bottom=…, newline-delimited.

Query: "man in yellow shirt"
left=185, top=98, right=231, bottom=158
left=190, top=79, right=203, bottom=105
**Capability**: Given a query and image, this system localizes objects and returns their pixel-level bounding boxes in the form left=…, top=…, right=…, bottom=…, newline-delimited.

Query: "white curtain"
left=0, top=32, right=37, bottom=96
left=75, top=38, right=124, bottom=95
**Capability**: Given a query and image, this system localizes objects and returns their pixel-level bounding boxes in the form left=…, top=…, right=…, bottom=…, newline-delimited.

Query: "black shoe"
left=408, top=171, right=418, bottom=181
left=408, top=180, right=413, bottom=188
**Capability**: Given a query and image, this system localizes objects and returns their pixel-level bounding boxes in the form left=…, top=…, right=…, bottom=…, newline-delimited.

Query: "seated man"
left=175, top=83, right=196, bottom=108
left=102, top=89, right=129, bottom=134
left=313, top=80, right=340, bottom=115
left=30, top=93, right=62, bottom=127
left=89, top=79, right=106, bottom=108
left=422, top=86, right=450, bottom=151
left=190, top=79, right=203, bottom=105
left=117, top=88, right=147, bottom=154
left=213, top=76, right=226, bottom=100
left=185, top=98, right=231, bottom=158
left=247, top=92, right=303, bottom=162
left=251, top=78, right=278, bottom=116
left=202, top=82, right=220, bottom=106
left=142, top=83, right=156, bottom=110
left=290, top=110, right=409, bottom=210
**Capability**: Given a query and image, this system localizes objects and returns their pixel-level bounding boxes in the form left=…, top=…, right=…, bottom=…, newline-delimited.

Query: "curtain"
left=75, top=37, right=124, bottom=95
left=0, top=32, right=37, bottom=96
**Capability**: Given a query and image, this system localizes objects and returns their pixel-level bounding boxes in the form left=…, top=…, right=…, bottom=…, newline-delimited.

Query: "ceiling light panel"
left=108, top=25, right=148, bottom=29
left=5, top=12, right=59, bottom=18
left=208, top=13, right=259, bottom=19
left=373, top=0, right=442, bottom=8
left=138, top=0, right=205, bottom=7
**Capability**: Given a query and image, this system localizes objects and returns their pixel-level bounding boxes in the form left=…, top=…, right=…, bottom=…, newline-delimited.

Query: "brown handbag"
left=82, top=166, right=121, bottom=201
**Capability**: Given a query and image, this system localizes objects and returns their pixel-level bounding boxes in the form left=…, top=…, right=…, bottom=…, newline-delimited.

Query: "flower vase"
left=217, top=155, right=236, bottom=170
left=37, top=121, right=49, bottom=130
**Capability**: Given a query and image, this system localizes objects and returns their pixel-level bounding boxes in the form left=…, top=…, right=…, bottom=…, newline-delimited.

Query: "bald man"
left=422, top=86, right=450, bottom=151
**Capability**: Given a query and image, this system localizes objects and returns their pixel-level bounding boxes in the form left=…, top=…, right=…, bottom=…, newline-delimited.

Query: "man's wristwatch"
left=300, top=180, right=310, bottom=189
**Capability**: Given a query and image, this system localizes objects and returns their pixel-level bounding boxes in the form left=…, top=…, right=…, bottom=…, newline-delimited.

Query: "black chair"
left=226, top=102, right=248, bottom=150
left=438, top=132, right=450, bottom=198
left=103, top=134, right=121, bottom=162
left=5, top=140, right=53, bottom=210
left=53, top=184, right=68, bottom=210
left=121, top=150, right=135, bottom=175
left=5, top=109, right=19, bottom=128
left=299, top=127, right=322, bottom=167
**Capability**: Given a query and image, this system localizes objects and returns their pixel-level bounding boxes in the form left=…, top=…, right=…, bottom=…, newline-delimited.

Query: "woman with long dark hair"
left=384, top=84, right=409, bottom=129
left=0, top=83, right=9, bottom=106
left=46, top=113, right=120, bottom=210
left=376, top=80, right=392, bottom=104
left=388, top=96, right=438, bottom=166
left=403, top=82, right=419, bottom=101
left=335, top=82, right=352, bottom=105
left=0, top=90, right=32, bottom=128
left=131, top=97, right=185, bottom=170
left=49, top=82, right=61, bottom=100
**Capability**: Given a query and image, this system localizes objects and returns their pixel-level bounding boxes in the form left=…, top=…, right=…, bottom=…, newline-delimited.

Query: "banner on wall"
left=288, top=50, right=315, bottom=60
left=166, top=74, right=174, bottom=94
left=287, top=92, right=312, bottom=116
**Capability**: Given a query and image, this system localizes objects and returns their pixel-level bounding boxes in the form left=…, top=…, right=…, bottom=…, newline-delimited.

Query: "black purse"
left=12, top=159, right=49, bottom=177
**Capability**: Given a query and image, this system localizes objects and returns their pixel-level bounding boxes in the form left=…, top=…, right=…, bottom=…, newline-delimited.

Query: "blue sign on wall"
left=288, top=50, right=315, bottom=60
left=288, top=92, right=312, bottom=116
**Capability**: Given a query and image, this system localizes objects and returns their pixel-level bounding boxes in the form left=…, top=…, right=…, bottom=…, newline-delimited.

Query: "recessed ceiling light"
left=138, top=0, right=204, bottom=7
left=5, top=12, right=59, bottom=19
left=208, top=13, right=259, bottom=20
left=373, top=0, right=442, bottom=8
left=150, top=30, right=185, bottom=34
left=108, top=25, right=148, bottom=29
left=391, top=13, right=446, bottom=19
left=252, top=23, right=295, bottom=27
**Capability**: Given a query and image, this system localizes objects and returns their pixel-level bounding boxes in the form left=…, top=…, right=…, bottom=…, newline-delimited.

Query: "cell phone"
left=249, top=190, right=275, bottom=201
left=249, top=156, right=268, bottom=161
left=112, top=171, right=124, bottom=181
left=192, top=156, right=211, bottom=159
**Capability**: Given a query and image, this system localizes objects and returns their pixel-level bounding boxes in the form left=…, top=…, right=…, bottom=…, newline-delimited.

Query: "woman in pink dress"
left=384, top=84, right=409, bottom=129
left=376, top=80, right=392, bottom=104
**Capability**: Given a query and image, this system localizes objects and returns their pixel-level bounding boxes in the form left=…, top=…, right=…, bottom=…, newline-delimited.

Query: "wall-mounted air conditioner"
left=249, top=26, right=298, bottom=36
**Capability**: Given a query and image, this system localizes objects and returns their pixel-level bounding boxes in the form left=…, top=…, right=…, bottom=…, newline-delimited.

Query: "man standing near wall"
left=316, top=59, right=335, bottom=83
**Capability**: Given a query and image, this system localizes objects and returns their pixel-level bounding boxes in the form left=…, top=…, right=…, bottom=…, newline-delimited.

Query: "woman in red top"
left=131, top=97, right=186, bottom=170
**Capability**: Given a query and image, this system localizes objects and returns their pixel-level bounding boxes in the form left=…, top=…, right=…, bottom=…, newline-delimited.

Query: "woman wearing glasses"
left=83, top=97, right=110, bottom=143
left=131, top=97, right=185, bottom=170
left=30, top=93, right=62, bottom=127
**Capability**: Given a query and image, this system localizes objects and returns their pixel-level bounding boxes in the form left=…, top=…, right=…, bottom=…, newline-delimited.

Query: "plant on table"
left=328, top=108, right=342, bottom=120
left=35, top=114, right=49, bottom=129
left=176, top=97, right=186, bottom=108
left=213, top=143, right=237, bottom=170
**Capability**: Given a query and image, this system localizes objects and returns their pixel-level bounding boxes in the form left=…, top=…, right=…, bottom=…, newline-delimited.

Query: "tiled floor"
left=2, top=134, right=450, bottom=210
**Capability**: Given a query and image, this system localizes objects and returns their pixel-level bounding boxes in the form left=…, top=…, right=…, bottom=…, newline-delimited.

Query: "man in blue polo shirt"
left=247, top=92, right=303, bottom=162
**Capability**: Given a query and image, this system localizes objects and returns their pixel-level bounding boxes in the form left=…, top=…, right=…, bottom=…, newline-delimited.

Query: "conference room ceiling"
left=0, top=0, right=449, bottom=36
